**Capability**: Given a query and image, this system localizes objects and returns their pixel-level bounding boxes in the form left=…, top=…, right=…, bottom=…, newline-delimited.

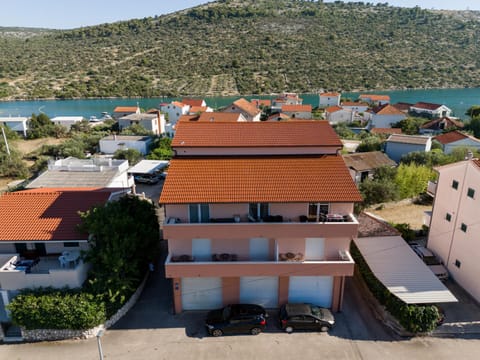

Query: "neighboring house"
left=342, top=151, right=396, bottom=184
left=366, top=104, right=406, bottom=129
left=112, top=106, right=140, bottom=120
left=0, top=117, right=28, bottom=137
left=188, top=106, right=213, bottom=115
left=341, top=101, right=369, bottom=114
left=410, top=102, right=452, bottom=119
left=197, top=112, right=246, bottom=122
left=26, top=157, right=134, bottom=190
left=427, top=157, right=480, bottom=303
left=392, top=102, right=413, bottom=114
left=118, top=112, right=165, bottom=135
left=50, top=116, right=84, bottom=130
left=251, top=99, right=272, bottom=110
left=223, top=98, right=261, bottom=121
left=161, top=121, right=362, bottom=313
left=369, top=128, right=403, bottom=136
left=267, top=112, right=291, bottom=121
left=319, top=92, right=341, bottom=107
left=0, top=188, right=115, bottom=322
left=384, top=134, right=432, bottom=163
left=325, top=106, right=352, bottom=124
left=160, top=101, right=191, bottom=127
left=182, top=98, right=207, bottom=107
left=271, top=93, right=303, bottom=112
left=281, top=104, right=312, bottom=119
left=358, top=94, right=390, bottom=106
left=434, top=131, right=480, bottom=154
left=99, top=135, right=153, bottom=155
left=419, top=117, right=465, bottom=135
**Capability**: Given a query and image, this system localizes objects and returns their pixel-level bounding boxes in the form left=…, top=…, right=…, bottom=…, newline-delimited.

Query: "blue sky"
left=1, top=0, right=479, bottom=29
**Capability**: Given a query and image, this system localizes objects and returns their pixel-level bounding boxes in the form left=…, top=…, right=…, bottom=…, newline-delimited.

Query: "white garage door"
left=288, top=276, right=333, bottom=308
left=240, top=276, right=278, bottom=308
left=182, top=277, right=222, bottom=310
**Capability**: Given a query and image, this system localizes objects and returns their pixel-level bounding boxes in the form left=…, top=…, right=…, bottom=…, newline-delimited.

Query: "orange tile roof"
left=178, top=114, right=201, bottom=122
left=189, top=106, right=209, bottom=114
left=412, top=102, right=443, bottom=111
left=172, top=101, right=187, bottom=108
left=372, top=104, right=405, bottom=116
left=434, top=131, right=470, bottom=144
left=325, top=105, right=343, bottom=113
left=267, top=112, right=290, bottom=121
left=160, top=156, right=362, bottom=204
left=233, top=98, right=261, bottom=117
left=359, top=94, right=390, bottom=101
left=182, top=98, right=205, bottom=107
left=172, top=121, right=342, bottom=148
left=370, top=128, right=403, bottom=135
left=320, top=92, right=340, bottom=97
left=251, top=99, right=272, bottom=107
left=113, top=106, right=139, bottom=113
left=282, top=104, right=312, bottom=112
left=420, top=117, right=464, bottom=130
left=0, top=189, right=112, bottom=241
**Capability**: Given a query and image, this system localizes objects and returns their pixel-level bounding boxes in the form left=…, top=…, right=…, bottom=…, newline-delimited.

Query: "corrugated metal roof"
left=354, top=236, right=457, bottom=304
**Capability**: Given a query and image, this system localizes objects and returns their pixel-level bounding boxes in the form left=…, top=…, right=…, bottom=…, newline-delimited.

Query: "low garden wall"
left=20, top=272, right=149, bottom=342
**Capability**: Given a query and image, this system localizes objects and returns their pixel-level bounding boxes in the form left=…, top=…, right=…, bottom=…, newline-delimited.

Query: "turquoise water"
left=0, top=88, right=479, bottom=120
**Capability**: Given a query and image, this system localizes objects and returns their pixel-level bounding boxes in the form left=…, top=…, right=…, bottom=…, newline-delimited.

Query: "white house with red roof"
left=112, top=106, right=141, bottom=120
left=319, top=92, right=341, bottom=107
left=222, top=98, right=261, bottom=121
left=0, top=188, right=116, bottom=322
left=160, top=101, right=191, bottom=135
left=325, top=105, right=353, bottom=124
left=281, top=104, right=312, bottom=119
left=410, top=102, right=452, bottom=119
left=366, top=104, right=406, bottom=129
left=182, top=98, right=207, bottom=107
left=434, top=131, right=480, bottom=154
left=161, top=121, right=362, bottom=313
left=358, top=94, right=390, bottom=106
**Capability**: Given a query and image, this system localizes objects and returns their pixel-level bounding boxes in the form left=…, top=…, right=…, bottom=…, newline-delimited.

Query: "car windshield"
left=424, top=256, right=441, bottom=265
left=309, top=305, right=322, bottom=317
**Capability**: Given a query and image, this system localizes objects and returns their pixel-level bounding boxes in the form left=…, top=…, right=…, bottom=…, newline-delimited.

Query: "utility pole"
left=1, top=126, right=10, bottom=156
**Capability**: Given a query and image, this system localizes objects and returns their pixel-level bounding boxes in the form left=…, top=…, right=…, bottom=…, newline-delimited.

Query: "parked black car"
left=205, top=304, right=267, bottom=337
left=279, top=303, right=335, bottom=333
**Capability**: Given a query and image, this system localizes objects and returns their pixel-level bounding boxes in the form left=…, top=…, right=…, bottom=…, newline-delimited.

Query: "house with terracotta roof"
left=182, top=98, right=207, bottom=107
left=341, top=101, right=369, bottom=114
left=419, top=117, right=465, bottom=135
left=188, top=105, right=213, bottom=115
left=434, top=130, right=480, bottom=154
left=160, top=101, right=191, bottom=135
left=281, top=104, right=312, bottom=119
left=358, top=94, right=390, bottom=106
left=343, top=151, right=396, bottom=184
left=384, top=134, right=432, bottom=162
left=427, top=157, right=480, bottom=304
left=271, top=93, right=303, bottom=112
left=251, top=99, right=272, bottom=109
left=366, top=104, right=406, bottom=129
left=118, top=112, right=166, bottom=135
left=410, top=102, right=452, bottom=119
left=112, top=106, right=141, bottom=120
left=325, top=105, right=352, bottom=124
left=223, top=98, right=261, bottom=121
left=266, top=112, right=290, bottom=121
left=319, top=92, right=341, bottom=107
left=0, top=188, right=115, bottom=318
left=160, top=121, right=362, bottom=313
left=392, top=102, right=413, bottom=114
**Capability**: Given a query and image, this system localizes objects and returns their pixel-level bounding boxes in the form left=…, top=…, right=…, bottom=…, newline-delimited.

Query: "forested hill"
left=1, top=0, right=480, bottom=100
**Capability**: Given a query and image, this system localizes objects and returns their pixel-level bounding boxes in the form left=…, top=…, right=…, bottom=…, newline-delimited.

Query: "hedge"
left=7, top=288, right=106, bottom=330
left=351, top=242, right=440, bottom=333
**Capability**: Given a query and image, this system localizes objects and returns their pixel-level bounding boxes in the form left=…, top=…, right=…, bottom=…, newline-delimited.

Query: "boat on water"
left=89, top=115, right=100, bottom=122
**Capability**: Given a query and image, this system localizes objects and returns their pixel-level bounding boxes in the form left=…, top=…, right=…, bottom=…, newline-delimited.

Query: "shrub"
left=392, top=223, right=416, bottom=241
left=8, top=288, right=106, bottom=330
left=351, top=242, right=440, bottom=333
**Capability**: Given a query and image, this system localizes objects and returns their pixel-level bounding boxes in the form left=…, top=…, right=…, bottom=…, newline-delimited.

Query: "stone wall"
left=19, top=272, right=149, bottom=342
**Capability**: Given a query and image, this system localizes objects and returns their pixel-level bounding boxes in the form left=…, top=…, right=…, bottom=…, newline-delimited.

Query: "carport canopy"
left=128, top=160, right=169, bottom=174
left=354, top=236, right=457, bottom=304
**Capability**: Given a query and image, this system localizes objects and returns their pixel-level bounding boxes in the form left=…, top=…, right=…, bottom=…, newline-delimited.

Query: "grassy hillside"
left=1, top=0, right=480, bottom=99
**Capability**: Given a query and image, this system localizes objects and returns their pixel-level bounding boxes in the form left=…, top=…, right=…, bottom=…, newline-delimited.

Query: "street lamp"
left=96, top=329, right=105, bottom=360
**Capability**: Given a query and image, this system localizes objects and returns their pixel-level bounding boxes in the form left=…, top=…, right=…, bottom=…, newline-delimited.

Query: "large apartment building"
left=160, top=121, right=362, bottom=313
left=427, top=157, right=480, bottom=302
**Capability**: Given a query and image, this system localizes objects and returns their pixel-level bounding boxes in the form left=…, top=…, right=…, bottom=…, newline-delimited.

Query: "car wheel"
left=285, top=326, right=294, bottom=333
left=320, top=325, right=329, bottom=332
left=211, top=329, right=223, bottom=337
left=250, top=327, right=262, bottom=335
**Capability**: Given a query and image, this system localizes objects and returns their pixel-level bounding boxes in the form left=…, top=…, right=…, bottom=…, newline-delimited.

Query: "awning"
left=354, top=236, right=457, bottom=304
left=128, top=160, right=169, bottom=175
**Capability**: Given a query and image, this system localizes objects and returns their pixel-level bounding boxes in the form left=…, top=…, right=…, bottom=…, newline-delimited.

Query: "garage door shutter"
left=182, top=277, right=222, bottom=310
left=240, top=276, right=278, bottom=308
left=288, top=276, right=333, bottom=308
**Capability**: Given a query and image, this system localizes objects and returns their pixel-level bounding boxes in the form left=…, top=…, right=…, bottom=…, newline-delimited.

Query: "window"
left=308, top=203, right=330, bottom=221
left=467, top=188, right=475, bottom=198
left=189, top=204, right=210, bottom=223
left=455, top=260, right=461, bottom=268
left=445, top=213, right=452, bottom=222
left=249, top=203, right=269, bottom=220
left=64, top=242, right=79, bottom=248
left=461, top=223, right=468, bottom=232
left=452, top=180, right=459, bottom=190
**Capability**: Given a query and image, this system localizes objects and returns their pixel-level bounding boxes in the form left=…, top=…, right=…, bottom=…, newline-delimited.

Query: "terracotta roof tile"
left=320, top=92, right=340, bottom=97
left=434, top=131, right=471, bottom=144
left=0, top=189, right=112, bottom=241
left=392, top=102, right=413, bottom=112
left=197, top=112, right=243, bottom=122
left=182, top=98, right=205, bottom=107
left=282, top=104, right=312, bottom=112
left=189, top=106, right=209, bottom=114
left=267, top=112, right=290, bottom=121
left=372, top=104, right=405, bottom=115
left=233, top=98, right=261, bottom=117
left=172, top=101, right=187, bottom=108
left=359, top=94, right=390, bottom=101
left=421, top=117, right=464, bottom=130
left=412, top=102, right=443, bottom=111
left=160, top=156, right=362, bottom=204
left=172, top=121, right=342, bottom=148
left=325, top=105, right=343, bottom=113
left=113, top=106, right=139, bottom=113
left=251, top=99, right=272, bottom=107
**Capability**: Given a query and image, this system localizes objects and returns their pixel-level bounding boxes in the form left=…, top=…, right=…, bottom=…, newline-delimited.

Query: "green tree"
left=359, top=178, right=398, bottom=207
left=465, top=105, right=480, bottom=118
left=113, top=148, right=142, bottom=165
left=465, top=117, right=480, bottom=138
left=392, top=117, right=428, bottom=135
left=79, top=196, right=160, bottom=313
left=357, top=136, right=383, bottom=152
left=395, top=163, right=436, bottom=199
left=147, top=137, right=173, bottom=160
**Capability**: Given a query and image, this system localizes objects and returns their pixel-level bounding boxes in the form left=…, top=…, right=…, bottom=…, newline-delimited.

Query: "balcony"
left=165, top=250, right=355, bottom=278
left=163, top=213, right=359, bottom=239
left=0, top=254, right=89, bottom=291
left=427, top=181, right=437, bottom=197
